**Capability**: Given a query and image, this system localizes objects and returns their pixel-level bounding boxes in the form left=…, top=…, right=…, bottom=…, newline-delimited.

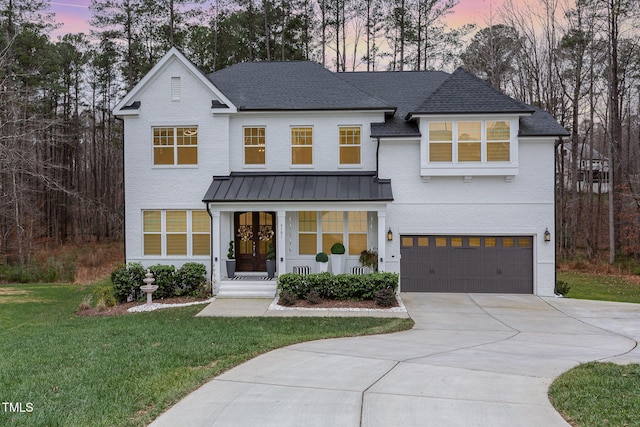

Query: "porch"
left=203, top=172, right=394, bottom=297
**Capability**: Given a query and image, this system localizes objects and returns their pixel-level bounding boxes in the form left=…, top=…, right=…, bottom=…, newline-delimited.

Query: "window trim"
left=290, top=126, right=314, bottom=168
left=142, top=210, right=211, bottom=257
left=151, top=126, right=198, bottom=168
left=297, top=211, right=369, bottom=256
left=419, top=116, right=519, bottom=177
left=338, top=125, right=363, bottom=168
left=243, top=126, right=267, bottom=168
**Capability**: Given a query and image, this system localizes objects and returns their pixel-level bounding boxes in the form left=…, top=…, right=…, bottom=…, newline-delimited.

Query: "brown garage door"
left=400, top=235, right=533, bottom=293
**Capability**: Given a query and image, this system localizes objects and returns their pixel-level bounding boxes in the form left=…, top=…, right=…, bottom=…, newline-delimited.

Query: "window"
left=339, top=126, right=361, bottom=165
left=291, top=127, right=313, bottom=165
left=458, top=122, right=481, bottom=162
left=171, top=77, right=180, bottom=101
left=297, top=211, right=370, bottom=255
left=142, top=210, right=210, bottom=257
left=487, top=121, right=510, bottom=161
left=427, top=120, right=512, bottom=163
left=322, top=211, right=344, bottom=253
left=153, top=127, right=198, bottom=165
left=429, top=122, right=452, bottom=162
left=143, top=211, right=162, bottom=255
left=347, top=211, right=367, bottom=255
left=244, top=127, right=266, bottom=165
left=298, top=211, right=317, bottom=255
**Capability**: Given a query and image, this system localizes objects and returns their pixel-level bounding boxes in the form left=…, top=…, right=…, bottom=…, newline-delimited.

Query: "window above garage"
left=419, top=117, right=519, bottom=179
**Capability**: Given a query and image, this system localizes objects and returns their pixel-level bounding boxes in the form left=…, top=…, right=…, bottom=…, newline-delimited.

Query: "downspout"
left=115, top=116, right=126, bottom=265
left=205, top=201, right=215, bottom=296
left=554, top=137, right=563, bottom=296
left=375, top=136, right=381, bottom=179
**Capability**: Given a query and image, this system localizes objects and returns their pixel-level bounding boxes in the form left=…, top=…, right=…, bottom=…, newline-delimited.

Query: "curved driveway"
left=152, top=294, right=640, bottom=427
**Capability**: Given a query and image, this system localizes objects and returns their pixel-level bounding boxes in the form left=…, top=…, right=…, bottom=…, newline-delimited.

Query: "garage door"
left=400, top=236, right=533, bottom=293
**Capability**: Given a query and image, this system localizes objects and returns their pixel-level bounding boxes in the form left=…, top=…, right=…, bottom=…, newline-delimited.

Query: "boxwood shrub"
left=110, top=262, right=209, bottom=302
left=277, top=272, right=398, bottom=301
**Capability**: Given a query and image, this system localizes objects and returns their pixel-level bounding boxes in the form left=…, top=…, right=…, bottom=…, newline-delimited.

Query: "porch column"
left=377, top=211, right=386, bottom=272
left=211, top=210, right=221, bottom=286
left=277, top=210, right=286, bottom=276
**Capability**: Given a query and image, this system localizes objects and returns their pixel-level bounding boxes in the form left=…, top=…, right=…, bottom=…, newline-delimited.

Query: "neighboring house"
left=558, top=142, right=610, bottom=193
left=114, top=48, right=568, bottom=297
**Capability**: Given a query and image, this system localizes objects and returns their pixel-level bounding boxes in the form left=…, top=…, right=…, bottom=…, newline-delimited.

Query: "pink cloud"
left=50, top=1, right=92, bottom=40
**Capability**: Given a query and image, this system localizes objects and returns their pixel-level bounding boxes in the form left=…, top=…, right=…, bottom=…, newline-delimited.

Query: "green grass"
left=557, top=271, right=640, bottom=303
left=549, top=362, right=640, bottom=426
left=0, top=283, right=413, bottom=427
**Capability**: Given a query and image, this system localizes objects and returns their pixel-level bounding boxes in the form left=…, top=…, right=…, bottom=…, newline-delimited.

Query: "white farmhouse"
left=114, top=48, right=568, bottom=297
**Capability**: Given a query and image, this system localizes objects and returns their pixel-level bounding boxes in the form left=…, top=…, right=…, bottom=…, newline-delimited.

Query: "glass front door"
left=234, top=212, right=275, bottom=272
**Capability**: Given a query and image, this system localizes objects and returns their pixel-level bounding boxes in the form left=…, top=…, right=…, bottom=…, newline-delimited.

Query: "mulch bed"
left=76, top=297, right=209, bottom=317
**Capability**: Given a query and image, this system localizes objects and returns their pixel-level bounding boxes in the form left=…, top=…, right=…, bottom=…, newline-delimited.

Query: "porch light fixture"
left=544, top=228, right=551, bottom=242
left=387, top=228, right=393, bottom=241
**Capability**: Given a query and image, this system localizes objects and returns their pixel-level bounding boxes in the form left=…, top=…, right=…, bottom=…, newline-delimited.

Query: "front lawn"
left=557, top=271, right=640, bottom=303
left=549, top=362, right=640, bottom=427
left=0, top=283, right=413, bottom=427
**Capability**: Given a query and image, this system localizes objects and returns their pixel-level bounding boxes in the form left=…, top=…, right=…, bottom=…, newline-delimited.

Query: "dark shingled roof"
left=203, top=172, right=393, bottom=203
left=411, top=68, right=534, bottom=116
left=205, top=60, right=566, bottom=138
left=207, top=62, right=393, bottom=111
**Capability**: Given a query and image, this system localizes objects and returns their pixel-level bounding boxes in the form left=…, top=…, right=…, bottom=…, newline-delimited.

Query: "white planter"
left=331, top=254, right=345, bottom=274
left=316, top=261, right=329, bottom=273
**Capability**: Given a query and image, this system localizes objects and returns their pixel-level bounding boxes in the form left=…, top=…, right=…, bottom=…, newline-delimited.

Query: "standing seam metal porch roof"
left=202, top=172, right=393, bottom=203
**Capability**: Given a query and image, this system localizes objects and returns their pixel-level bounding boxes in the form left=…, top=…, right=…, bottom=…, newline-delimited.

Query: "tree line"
left=1, top=0, right=639, bottom=265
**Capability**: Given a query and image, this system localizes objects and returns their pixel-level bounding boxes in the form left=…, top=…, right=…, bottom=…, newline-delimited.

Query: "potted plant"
left=359, top=249, right=378, bottom=272
left=315, top=252, right=329, bottom=273
left=266, top=242, right=276, bottom=279
left=226, top=240, right=236, bottom=278
left=330, top=242, right=346, bottom=274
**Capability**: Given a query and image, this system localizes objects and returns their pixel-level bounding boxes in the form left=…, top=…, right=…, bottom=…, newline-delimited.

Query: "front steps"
left=215, top=273, right=277, bottom=298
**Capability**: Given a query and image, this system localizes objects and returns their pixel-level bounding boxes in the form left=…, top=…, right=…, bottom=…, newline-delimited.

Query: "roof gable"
left=113, top=47, right=236, bottom=115
left=207, top=61, right=393, bottom=111
left=410, top=67, right=534, bottom=117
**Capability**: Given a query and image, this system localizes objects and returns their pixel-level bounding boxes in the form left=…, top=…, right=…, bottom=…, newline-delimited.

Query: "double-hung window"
left=339, top=126, right=361, bottom=165
left=153, top=126, right=198, bottom=165
left=244, top=127, right=266, bottom=165
left=297, top=211, right=368, bottom=256
left=143, top=210, right=211, bottom=256
left=291, top=127, right=313, bottom=165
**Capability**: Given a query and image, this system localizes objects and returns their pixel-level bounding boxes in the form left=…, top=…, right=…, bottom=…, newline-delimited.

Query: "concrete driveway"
left=151, top=294, right=640, bottom=427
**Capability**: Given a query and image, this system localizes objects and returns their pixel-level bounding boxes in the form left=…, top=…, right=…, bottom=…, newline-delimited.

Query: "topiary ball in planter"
left=330, top=242, right=346, bottom=255
left=315, top=252, right=329, bottom=262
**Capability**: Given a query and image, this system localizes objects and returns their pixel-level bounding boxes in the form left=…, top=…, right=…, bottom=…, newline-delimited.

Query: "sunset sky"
left=49, top=0, right=507, bottom=40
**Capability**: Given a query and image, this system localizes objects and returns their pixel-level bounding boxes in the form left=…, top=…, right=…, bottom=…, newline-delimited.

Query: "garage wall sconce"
left=544, top=228, right=551, bottom=242
left=387, top=228, right=393, bottom=241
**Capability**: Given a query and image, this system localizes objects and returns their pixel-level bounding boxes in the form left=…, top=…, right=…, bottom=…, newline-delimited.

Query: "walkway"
left=151, top=294, right=640, bottom=426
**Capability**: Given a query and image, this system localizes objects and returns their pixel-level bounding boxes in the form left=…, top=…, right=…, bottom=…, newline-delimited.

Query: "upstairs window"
left=427, top=120, right=512, bottom=164
left=153, top=126, right=198, bottom=165
left=429, top=122, right=452, bottom=162
left=291, top=127, right=313, bottom=165
left=339, top=126, right=361, bottom=165
left=487, top=120, right=510, bottom=161
left=244, top=127, right=266, bottom=165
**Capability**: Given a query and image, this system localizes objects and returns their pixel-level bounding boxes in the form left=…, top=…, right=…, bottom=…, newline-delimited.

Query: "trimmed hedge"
left=111, top=262, right=209, bottom=302
left=277, top=272, right=398, bottom=301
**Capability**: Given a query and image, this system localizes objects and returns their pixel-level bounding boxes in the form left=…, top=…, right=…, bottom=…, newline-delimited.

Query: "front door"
left=234, top=212, right=276, bottom=272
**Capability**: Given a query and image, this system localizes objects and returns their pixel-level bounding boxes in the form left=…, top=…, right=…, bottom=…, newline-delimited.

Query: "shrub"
left=93, top=285, right=116, bottom=307
left=175, top=263, right=209, bottom=297
left=111, top=262, right=146, bottom=303
left=148, top=264, right=176, bottom=299
left=555, top=280, right=571, bottom=296
left=374, top=288, right=396, bottom=307
left=278, top=290, right=297, bottom=306
left=330, top=243, right=345, bottom=255
left=78, top=295, right=92, bottom=311
left=306, top=290, right=321, bottom=305
left=277, top=272, right=399, bottom=301
left=315, top=252, right=329, bottom=263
